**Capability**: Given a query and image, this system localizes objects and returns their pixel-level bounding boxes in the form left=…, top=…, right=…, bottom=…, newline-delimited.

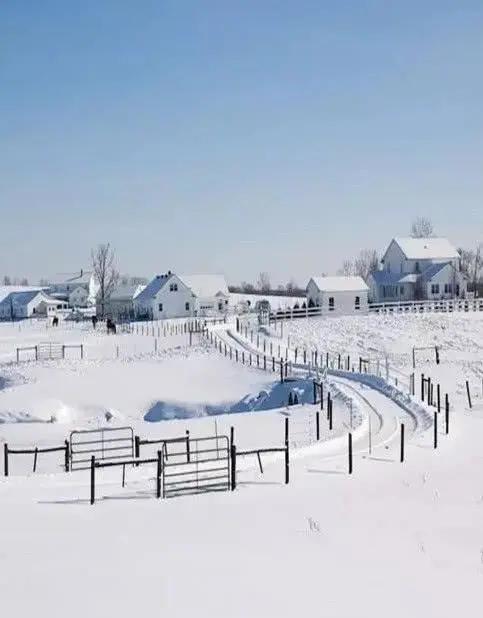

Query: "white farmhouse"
left=306, top=276, right=369, bottom=315
left=47, top=270, right=99, bottom=308
left=0, top=289, right=68, bottom=320
left=134, top=272, right=229, bottom=319
left=368, top=237, right=467, bottom=303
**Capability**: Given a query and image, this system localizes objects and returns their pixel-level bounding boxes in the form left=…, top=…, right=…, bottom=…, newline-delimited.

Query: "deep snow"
left=0, top=314, right=482, bottom=618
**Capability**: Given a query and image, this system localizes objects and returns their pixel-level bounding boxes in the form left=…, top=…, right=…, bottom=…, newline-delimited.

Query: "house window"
left=185, top=302, right=190, bottom=311
left=158, top=303, right=163, bottom=312
left=444, top=283, right=452, bottom=294
left=328, top=297, right=335, bottom=311
left=355, top=296, right=360, bottom=310
left=400, top=286, right=404, bottom=296
left=415, top=262, right=420, bottom=273
left=456, top=284, right=460, bottom=296
left=169, top=283, right=178, bottom=292
left=431, top=284, right=439, bottom=295
left=218, top=302, right=223, bottom=311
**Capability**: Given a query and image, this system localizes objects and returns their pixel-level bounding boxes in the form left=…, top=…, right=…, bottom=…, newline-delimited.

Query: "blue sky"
left=1, top=1, right=482, bottom=285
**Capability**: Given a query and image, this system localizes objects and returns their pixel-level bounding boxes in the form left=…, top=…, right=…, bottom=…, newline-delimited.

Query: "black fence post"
left=437, top=384, right=441, bottom=413
left=134, top=435, right=140, bottom=464
left=4, top=443, right=8, bottom=477
left=421, top=373, right=425, bottom=402
left=348, top=433, right=353, bottom=474
left=445, top=394, right=449, bottom=435
left=327, top=392, right=331, bottom=420
left=313, top=381, right=317, bottom=405
left=33, top=447, right=38, bottom=473
left=64, top=440, right=70, bottom=472
left=90, top=456, right=95, bottom=505
left=316, top=411, right=320, bottom=441
left=466, top=380, right=472, bottom=409
left=433, top=411, right=438, bottom=449
left=400, top=423, right=405, bottom=463
left=230, top=444, right=237, bottom=491
left=156, top=450, right=162, bottom=499
left=285, top=417, right=289, bottom=485
left=280, top=359, right=284, bottom=384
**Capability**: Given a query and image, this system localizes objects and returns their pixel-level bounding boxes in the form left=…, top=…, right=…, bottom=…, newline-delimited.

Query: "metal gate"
left=161, top=435, right=231, bottom=498
left=70, top=426, right=134, bottom=470
left=37, top=342, right=63, bottom=360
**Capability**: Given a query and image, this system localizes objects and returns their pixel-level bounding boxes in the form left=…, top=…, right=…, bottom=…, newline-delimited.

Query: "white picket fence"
left=369, top=298, right=483, bottom=314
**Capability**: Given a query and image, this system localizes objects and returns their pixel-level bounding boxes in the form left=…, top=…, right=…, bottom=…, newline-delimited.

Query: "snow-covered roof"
left=0, top=286, right=44, bottom=304
left=109, top=284, right=145, bottom=301
left=179, top=274, right=229, bottom=298
left=310, top=276, right=369, bottom=292
left=390, top=237, right=459, bottom=260
left=0, top=290, right=60, bottom=310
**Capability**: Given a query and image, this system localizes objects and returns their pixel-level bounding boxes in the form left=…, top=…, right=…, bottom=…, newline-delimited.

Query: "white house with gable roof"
left=368, top=237, right=467, bottom=303
left=47, top=270, right=99, bottom=308
left=134, top=272, right=229, bottom=319
left=306, top=276, right=369, bottom=315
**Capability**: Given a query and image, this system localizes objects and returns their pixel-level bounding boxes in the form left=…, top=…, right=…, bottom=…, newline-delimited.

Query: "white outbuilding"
left=306, top=276, right=369, bottom=316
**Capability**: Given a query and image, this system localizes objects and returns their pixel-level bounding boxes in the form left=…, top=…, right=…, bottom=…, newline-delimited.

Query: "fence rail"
left=4, top=441, right=69, bottom=476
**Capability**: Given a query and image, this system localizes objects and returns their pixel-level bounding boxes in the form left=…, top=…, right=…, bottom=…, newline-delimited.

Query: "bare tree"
left=257, top=272, right=271, bottom=292
left=20, top=278, right=29, bottom=286
left=91, top=243, right=119, bottom=318
left=240, top=281, right=255, bottom=293
left=410, top=217, right=434, bottom=238
left=458, top=248, right=474, bottom=278
left=458, top=245, right=483, bottom=289
left=354, top=249, right=379, bottom=280
left=2, top=275, right=11, bottom=286
left=337, top=250, right=379, bottom=281
left=39, top=278, right=50, bottom=287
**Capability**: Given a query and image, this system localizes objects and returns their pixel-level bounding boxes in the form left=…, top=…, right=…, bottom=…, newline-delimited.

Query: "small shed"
left=306, top=276, right=369, bottom=316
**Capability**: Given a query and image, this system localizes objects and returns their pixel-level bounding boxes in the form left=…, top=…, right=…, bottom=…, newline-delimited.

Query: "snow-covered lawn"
left=0, top=314, right=482, bottom=617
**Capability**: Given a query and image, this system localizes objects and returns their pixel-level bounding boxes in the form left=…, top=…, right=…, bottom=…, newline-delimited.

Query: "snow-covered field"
left=1, top=313, right=482, bottom=617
